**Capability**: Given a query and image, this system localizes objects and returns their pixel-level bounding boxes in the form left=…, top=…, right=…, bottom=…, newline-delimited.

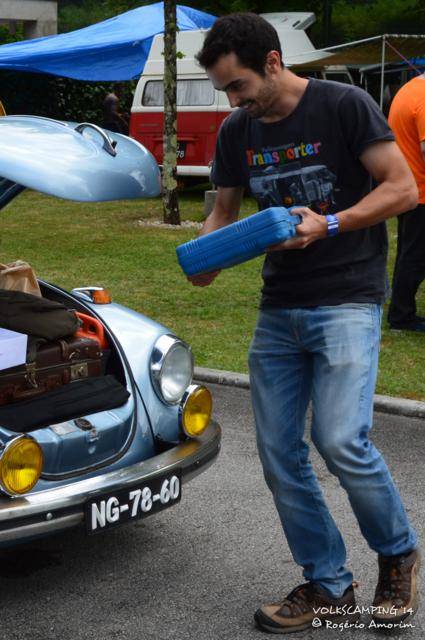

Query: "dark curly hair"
left=195, top=13, right=284, bottom=77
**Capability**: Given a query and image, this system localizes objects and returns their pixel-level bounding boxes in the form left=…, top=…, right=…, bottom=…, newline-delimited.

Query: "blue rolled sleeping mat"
left=176, top=206, right=302, bottom=276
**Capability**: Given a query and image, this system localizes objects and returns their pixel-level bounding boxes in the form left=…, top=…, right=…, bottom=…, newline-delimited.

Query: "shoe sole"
left=371, top=597, right=419, bottom=626
left=254, top=610, right=361, bottom=634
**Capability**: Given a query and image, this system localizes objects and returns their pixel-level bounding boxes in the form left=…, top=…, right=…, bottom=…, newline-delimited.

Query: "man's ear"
left=265, top=50, right=282, bottom=73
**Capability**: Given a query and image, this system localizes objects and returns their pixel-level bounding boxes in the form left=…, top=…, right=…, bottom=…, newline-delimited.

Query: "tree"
left=162, top=0, right=180, bottom=225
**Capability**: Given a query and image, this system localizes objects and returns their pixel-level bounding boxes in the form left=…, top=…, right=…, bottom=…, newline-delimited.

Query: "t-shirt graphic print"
left=247, top=140, right=337, bottom=214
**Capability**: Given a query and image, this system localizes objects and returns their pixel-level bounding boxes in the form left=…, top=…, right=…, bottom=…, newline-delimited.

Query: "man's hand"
left=266, top=207, right=328, bottom=252
left=188, top=270, right=221, bottom=287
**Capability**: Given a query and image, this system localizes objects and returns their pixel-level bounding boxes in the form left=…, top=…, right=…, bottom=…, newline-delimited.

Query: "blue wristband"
left=325, top=214, right=339, bottom=237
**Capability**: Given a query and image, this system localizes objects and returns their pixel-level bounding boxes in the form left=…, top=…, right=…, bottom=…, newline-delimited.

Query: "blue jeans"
left=248, top=304, right=417, bottom=598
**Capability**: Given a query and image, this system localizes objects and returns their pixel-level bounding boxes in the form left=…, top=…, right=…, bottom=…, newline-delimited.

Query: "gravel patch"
left=136, top=219, right=203, bottom=230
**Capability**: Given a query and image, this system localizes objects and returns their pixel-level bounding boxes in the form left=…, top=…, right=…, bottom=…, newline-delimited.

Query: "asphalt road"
left=0, top=383, right=423, bottom=640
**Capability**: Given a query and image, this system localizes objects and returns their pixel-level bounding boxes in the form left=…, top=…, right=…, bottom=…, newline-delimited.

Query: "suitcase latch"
left=26, top=363, right=38, bottom=388
left=70, top=362, right=89, bottom=380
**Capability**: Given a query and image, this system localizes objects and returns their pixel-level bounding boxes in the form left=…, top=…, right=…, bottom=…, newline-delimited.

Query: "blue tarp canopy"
left=0, top=2, right=215, bottom=81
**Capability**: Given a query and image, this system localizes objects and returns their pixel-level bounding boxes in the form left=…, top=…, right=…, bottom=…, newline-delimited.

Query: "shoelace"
left=282, top=583, right=314, bottom=614
left=378, top=556, right=408, bottom=599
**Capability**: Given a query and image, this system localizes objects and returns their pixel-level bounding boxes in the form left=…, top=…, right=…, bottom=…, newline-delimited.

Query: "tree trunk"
left=162, top=0, right=180, bottom=225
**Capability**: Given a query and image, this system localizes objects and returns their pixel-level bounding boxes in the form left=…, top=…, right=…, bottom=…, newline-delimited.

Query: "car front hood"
left=0, top=116, right=161, bottom=202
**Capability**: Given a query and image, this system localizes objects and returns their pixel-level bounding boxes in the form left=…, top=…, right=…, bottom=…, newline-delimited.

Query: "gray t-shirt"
left=211, top=79, right=395, bottom=308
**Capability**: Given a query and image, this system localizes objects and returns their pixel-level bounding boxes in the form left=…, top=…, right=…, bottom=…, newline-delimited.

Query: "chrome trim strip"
left=0, top=421, right=221, bottom=543
left=175, top=165, right=211, bottom=176
left=0, top=514, right=83, bottom=543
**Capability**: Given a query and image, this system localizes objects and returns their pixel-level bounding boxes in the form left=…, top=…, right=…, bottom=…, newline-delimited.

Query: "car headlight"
left=180, top=385, right=212, bottom=438
left=0, top=435, right=43, bottom=496
left=150, top=335, right=194, bottom=404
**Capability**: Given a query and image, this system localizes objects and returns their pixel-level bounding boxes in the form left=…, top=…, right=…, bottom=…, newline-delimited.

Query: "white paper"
left=0, top=328, right=28, bottom=370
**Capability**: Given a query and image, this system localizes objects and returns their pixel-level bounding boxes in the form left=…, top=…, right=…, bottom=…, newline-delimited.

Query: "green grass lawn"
left=1, top=190, right=424, bottom=400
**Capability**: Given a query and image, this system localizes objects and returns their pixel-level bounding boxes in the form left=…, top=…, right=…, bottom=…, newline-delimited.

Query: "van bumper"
left=176, top=165, right=210, bottom=177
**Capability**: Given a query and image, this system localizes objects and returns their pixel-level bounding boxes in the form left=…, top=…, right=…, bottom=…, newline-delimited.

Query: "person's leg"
left=388, top=204, right=425, bottom=327
left=248, top=308, right=353, bottom=598
left=309, top=303, right=417, bottom=556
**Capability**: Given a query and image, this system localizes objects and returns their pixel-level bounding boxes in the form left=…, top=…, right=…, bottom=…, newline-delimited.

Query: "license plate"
left=85, top=470, right=182, bottom=534
left=177, top=141, right=186, bottom=159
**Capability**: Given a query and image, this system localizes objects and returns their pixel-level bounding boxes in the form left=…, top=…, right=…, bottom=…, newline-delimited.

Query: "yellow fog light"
left=180, top=385, right=212, bottom=438
left=0, top=436, right=43, bottom=496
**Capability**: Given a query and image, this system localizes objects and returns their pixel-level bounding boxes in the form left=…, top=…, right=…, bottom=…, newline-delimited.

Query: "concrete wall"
left=0, top=0, right=57, bottom=38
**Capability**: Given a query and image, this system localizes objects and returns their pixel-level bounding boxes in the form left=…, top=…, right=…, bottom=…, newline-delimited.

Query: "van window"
left=142, top=79, right=215, bottom=106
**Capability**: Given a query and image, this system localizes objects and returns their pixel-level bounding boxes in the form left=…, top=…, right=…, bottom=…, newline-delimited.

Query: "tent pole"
left=379, top=35, right=386, bottom=111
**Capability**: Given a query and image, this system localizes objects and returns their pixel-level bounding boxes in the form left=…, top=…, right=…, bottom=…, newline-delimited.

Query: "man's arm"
left=268, top=140, right=418, bottom=251
left=199, top=185, right=244, bottom=234
left=337, top=140, right=418, bottom=231
left=189, top=185, right=244, bottom=286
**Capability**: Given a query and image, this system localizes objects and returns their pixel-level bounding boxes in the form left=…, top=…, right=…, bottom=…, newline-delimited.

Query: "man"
left=102, top=83, right=129, bottom=134
left=387, top=74, right=425, bottom=331
left=190, top=13, right=420, bottom=634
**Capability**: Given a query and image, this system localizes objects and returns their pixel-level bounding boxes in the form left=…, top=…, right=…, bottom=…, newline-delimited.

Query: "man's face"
left=206, top=52, right=278, bottom=120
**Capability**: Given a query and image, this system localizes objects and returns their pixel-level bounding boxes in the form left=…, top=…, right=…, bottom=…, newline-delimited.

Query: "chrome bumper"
left=0, top=421, right=221, bottom=544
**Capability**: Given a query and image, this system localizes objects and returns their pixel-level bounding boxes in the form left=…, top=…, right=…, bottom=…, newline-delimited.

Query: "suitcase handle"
left=75, top=313, right=109, bottom=350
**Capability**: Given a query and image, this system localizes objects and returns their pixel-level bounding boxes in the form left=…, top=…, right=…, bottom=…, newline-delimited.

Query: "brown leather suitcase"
left=0, top=337, right=102, bottom=405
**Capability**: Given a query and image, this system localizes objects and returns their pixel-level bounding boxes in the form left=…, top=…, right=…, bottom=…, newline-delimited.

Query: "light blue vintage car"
left=0, top=115, right=221, bottom=544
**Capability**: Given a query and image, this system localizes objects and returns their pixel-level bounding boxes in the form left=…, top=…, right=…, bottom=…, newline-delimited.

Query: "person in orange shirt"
left=388, top=74, right=425, bottom=331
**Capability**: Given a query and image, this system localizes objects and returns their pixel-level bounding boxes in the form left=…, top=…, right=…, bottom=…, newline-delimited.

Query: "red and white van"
left=129, top=13, right=352, bottom=179
left=130, top=29, right=230, bottom=179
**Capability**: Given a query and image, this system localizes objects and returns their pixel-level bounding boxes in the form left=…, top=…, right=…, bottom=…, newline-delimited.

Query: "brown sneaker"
left=254, top=582, right=360, bottom=634
left=372, top=549, right=420, bottom=624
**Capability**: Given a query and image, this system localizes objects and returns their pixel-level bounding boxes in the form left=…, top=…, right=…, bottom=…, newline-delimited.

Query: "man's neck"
left=260, top=69, right=309, bottom=124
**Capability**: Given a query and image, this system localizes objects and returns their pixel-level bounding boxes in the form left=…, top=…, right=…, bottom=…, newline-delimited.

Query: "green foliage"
left=0, top=68, right=135, bottom=123
left=59, top=0, right=122, bottom=32
left=5, top=0, right=425, bottom=62
left=59, top=0, right=157, bottom=32
left=0, top=24, right=23, bottom=44
left=331, top=0, right=425, bottom=44
left=4, top=0, right=425, bottom=51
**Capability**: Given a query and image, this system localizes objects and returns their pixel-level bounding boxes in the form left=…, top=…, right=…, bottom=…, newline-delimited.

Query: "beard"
left=240, top=80, right=276, bottom=120
left=240, top=101, right=268, bottom=119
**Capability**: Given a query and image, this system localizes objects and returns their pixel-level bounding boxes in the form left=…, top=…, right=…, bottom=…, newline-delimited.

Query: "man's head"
left=196, top=13, right=283, bottom=77
left=113, top=83, right=124, bottom=97
left=196, top=13, right=285, bottom=120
